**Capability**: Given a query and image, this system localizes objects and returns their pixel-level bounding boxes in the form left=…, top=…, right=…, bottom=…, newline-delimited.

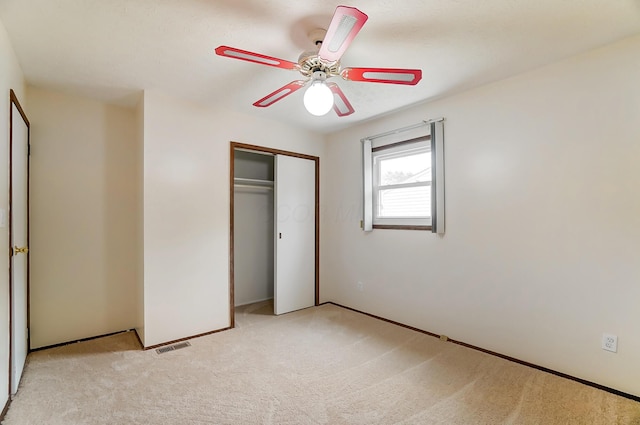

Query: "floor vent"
left=155, top=341, right=191, bottom=354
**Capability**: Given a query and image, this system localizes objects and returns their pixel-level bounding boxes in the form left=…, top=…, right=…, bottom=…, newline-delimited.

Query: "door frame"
left=8, top=89, right=31, bottom=395
left=229, top=142, right=319, bottom=327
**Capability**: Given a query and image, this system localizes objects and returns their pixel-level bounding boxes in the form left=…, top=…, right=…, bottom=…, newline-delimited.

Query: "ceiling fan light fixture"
left=303, top=76, right=334, bottom=116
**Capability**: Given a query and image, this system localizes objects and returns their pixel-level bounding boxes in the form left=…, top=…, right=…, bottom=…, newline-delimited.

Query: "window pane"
left=377, top=186, right=430, bottom=218
left=379, top=152, right=431, bottom=185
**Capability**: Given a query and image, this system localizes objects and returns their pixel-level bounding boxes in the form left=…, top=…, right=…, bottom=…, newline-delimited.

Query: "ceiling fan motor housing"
left=298, top=51, right=341, bottom=78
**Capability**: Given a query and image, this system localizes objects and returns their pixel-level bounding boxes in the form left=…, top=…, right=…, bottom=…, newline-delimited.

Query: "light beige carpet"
left=3, top=302, right=640, bottom=424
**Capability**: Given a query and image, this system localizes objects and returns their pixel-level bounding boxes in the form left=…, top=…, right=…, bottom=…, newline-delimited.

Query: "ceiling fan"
left=215, top=5, right=422, bottom=117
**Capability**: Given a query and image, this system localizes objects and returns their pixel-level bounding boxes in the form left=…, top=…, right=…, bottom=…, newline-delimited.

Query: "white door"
left=274, top=155, right=315, bottom=315
left=10, top=97, right=29, bottom=395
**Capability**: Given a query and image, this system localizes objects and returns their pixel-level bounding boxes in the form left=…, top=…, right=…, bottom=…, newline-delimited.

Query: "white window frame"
left=372, top=140, right=431, bottom=227
left=362, top=119, right=445, bottom=233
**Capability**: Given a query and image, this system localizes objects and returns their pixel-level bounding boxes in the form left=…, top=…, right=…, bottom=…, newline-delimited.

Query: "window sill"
left=372, top=225, right=432, bottom=231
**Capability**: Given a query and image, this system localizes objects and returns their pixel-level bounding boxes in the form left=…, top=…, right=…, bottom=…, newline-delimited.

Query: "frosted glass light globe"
left=303, top=81, right=334, bottom=116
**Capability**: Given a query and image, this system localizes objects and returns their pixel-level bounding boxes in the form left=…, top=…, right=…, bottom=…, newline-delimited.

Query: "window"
left=362, top=119, right=445, bottom=233
left=372, top=138, right=431, bottom=227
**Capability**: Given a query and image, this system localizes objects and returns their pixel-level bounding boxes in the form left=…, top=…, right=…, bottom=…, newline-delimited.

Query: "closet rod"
left=234, top=177, right=274, bottom=186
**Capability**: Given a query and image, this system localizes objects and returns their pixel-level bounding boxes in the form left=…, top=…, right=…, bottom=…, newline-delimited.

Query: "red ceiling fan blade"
left=318, top=6, right=368, bottom=63
left=253, top=81, right=306, bottom=108
left=215, top=46, right=298, bottom=70
left=341, top=67, right=422, bottom=85
left=327, top=83, right=354, bottom=117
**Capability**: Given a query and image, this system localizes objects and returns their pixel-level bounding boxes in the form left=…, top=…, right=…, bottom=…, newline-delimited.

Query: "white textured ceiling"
left=1, top=0, right=640, bottom=134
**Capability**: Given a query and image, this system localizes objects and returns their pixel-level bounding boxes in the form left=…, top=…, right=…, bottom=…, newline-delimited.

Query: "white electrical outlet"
left=356, top=281, right=364, bottom=292
left=602, top=333, right=618, bottom=353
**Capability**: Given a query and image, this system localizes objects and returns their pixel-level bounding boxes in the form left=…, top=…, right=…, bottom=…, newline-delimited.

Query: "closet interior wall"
left=233, top=150, right=275, bottom=307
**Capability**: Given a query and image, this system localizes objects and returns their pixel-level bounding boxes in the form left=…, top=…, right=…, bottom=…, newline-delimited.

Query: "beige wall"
left=141, top=89, right=325, bottom=347
left=134, top=95, right=145, bottom=343
left=0, top=17, right=25, bottom=409
left=24, top=83, right=326, bottom=349
left=321, top=34, right=640, bottom=396
left=28, top=87, right=139, bottom=348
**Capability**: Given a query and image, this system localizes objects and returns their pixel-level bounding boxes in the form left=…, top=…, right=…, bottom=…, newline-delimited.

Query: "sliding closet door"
left=274, top=155, right=315, bottom=315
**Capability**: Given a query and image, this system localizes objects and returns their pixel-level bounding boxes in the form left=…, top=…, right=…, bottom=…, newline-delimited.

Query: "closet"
left=231, top=143, right=318, bottom=319
left=233, top=150, right=275, bottom=308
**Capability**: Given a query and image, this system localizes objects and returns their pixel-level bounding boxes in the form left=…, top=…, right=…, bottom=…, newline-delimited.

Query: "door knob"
left=13, top=246, right=28, bottom=255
